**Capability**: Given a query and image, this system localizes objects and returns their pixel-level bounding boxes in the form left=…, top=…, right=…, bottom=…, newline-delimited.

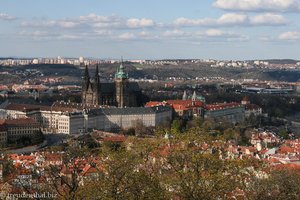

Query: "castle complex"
left=82, top=63, right=140, bottom=107
left=0, top=63, right=173, bottom=135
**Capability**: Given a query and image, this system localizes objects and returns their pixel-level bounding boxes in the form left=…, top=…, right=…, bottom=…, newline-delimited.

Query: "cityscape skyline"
left=1, top=0, right=300, bottom=60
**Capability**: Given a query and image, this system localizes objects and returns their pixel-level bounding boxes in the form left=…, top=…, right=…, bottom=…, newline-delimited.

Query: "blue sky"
left=1, top=0, right=300, bottom=60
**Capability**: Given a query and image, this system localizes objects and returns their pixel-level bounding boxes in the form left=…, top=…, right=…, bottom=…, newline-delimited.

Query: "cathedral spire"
left=95, top=64, right=99, bottom=78
left=182, top=90, right=187, bottom=100
left=84, top=65, right=90, bottom=79
left=94, top=65, right=100, bottom=91
left=115, top=58, right=128, bottom=79
left=192, top=91, right=197, bottom=101
left=83, top=65, right=90, bottom=91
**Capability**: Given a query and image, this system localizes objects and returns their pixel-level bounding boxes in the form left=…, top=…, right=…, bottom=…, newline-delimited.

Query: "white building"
left=0, top=101, right=172, bottom=134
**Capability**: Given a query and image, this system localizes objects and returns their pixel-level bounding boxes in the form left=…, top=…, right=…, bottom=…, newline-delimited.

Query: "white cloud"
left=214, top=0, right=300, bottom=12
left=250, top=13, right=287, bottom=25
left=17, top=13, right=265, bottom=43
left=162, top=30, right=188, bottom=37
left=126, top=18, right=154, bottom=28
left=21, top=20, right=81, bottom=28
left=78, top=13, right=120, bottom=23
left=174, top=13, right=287, bottom=27
left=173, top=13, right=248, bottom=26
left=21, top=14, right=156, bottom=30
left=160, top=28, right=248, bottom=42
left=174, top=17, right=215, bottom=26
left=218, top=13, right=248, bottom=25
left=138, top=31, right=158, bottom=40
left=205, top=29, right=227, bottom=37
left=0, top=13, right=17, bottom=20
left=118, top=32, right=136, bottom=40
left=278, top=31, right=300, bottom=40
left=19, top=31, right=59, bottom=38
left=200, top=29, right=248, bottom=41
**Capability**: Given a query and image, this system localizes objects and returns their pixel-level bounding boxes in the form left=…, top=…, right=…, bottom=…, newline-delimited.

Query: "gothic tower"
left=82, top=65, right=101, bottom=105
left=115, top=61, right=129, bottom=108
left=93, top=65, right=101, bottom=105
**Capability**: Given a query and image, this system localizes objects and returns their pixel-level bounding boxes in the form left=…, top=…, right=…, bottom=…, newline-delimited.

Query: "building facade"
left=241, top=96, right=263, bottom=118
left=0, top=102, right=172, bottom=134
left=0, top=118, right=41, bottom=146
left=146, top=93, right=252, bottom=124
left=204, top=103, right=245, bottom=124
left=5, top=118, right=41, bottom=144
left=82, top=63, right=141, bottom=108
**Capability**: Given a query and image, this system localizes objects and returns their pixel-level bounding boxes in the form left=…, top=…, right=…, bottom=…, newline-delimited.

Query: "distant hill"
left=0, top=63, right=299, bottom=83
left=261, top=59, right=299, bottom=64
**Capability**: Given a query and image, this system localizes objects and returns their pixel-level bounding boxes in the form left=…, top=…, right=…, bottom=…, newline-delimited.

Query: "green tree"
left=223, top=128, right=240, bottom=142
left=186, top=117, right=204, bottom=129
left=160, top=134, right=253, bottom=200
left=171, top=119, right=183, bottom=134
left=247, top=169, right=300, bottom=200
left=278, top=129, right=289, bottom=139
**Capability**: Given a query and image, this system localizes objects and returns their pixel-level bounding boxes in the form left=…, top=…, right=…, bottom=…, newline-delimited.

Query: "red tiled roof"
left=145, top=101, right=164, bottom=107
left=103, top=135, right=126, bottom=143
left=272, top=164, right=300, bottom=173
left=45, top=153, right=62, bottom=162
left=82, top=165, right=99, bottom=176
left=205, top=102, right=241, bottom=111
left=5, top=103, right=44, bottom=112
left=146, top=100, right=204, bottom=111
left=166, top=100, right=204, bottom=108
left=4, top=118, right=39, bottom=126
left=278, top=146, right=294, bottom=154
left=172, top=104, right=189, bottom=111
left=4, top=102, right=84, bottom=113
left=267, top=157, right=280, bottom=164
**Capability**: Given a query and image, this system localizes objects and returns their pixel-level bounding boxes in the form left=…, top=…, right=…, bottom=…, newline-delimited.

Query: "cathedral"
left=81, top=62, right=141, bottom=108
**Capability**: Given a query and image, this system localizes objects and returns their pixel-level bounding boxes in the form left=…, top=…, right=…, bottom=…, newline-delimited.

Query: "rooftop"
left=205, top=102, right=242, bottom=111
left=4, top=118, right=39, bottom=126
left=102, top=105, right=172, bottom=115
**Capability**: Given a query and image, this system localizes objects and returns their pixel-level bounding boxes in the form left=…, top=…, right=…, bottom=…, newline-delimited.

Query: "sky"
left=1, top=0, right=300, bottom=60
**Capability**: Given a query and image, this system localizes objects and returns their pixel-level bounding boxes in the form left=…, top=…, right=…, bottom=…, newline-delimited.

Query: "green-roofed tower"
left=115, top=59, right=129, bottom=108
left=115, top=60, right=128, bottom=79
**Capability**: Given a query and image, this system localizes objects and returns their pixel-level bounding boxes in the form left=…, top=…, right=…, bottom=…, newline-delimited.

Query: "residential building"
left=4, top=118, right=41, bottom=144
left=146, top=98, right=245, bottom=124
left=204, top=103, right=245, bottom=124
left=241, top=96, right=263, bottom=117
left=146, top=99, right=204, bottom=119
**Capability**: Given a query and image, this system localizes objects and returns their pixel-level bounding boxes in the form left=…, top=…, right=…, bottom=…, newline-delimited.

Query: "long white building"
left=0, top=101, right=172, bottom=134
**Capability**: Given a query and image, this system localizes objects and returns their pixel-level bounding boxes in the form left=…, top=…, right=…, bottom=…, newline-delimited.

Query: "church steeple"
left=115, top=58, right=129, bottom=108
left=83, top=65, right=90, bottom=90
left=84, top=65, right=90, bottom=79
left=182, top=90, right=187, bottom=100
left=95, top=65, right=100, bottom=81
left=115, top=59, right=128, bottom=79
left=93, top=65, right=101, bottom=105
left=94, top=65, right=101, bottom=93
left=192, top=91, right=197, bottom=101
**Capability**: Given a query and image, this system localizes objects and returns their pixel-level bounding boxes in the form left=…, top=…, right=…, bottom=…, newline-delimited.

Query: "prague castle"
left=0, top=62, right=173, bottom=135
left=82, top=62, right=141, bottom=107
